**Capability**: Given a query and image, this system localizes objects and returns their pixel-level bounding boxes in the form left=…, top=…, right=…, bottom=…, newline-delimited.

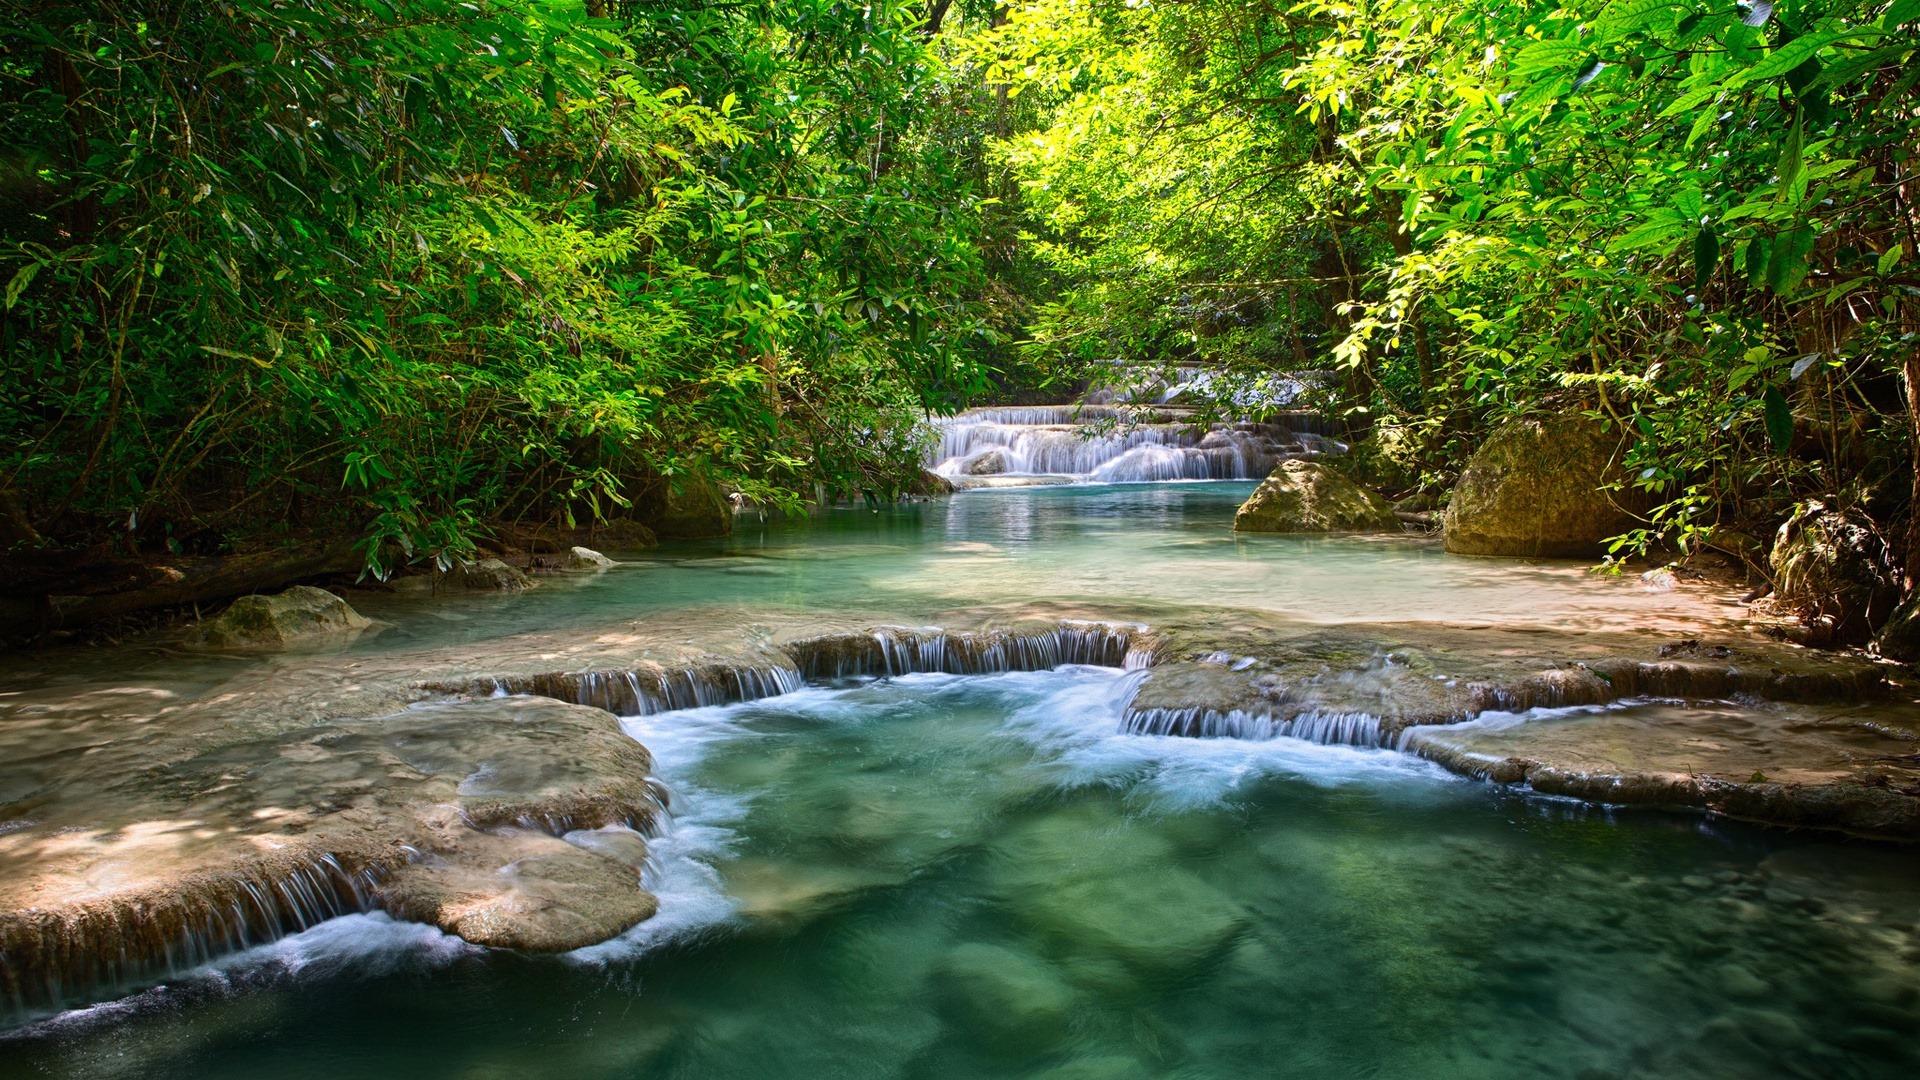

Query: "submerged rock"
left=456, top=557, right=536, bottom=591
left=193, top=585, right=371, bottom=647
left=937, top=942, right=1081, bottom=1054
left=1233, top=459, right=1399, bottom=533
left=1019, top=871, right=1248, bottom=977
left=561, top=546, right=616, bottom=572
left=1767, top=499, right=1900, bottom=645
left=1443, top=412, right=1644, bottom=557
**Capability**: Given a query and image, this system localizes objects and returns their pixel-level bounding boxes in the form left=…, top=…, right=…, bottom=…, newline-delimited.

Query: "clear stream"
left=4, top=484, right=1918, bottom=1079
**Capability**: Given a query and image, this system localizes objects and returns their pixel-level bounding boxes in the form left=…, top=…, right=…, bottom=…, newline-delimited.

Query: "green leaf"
left=1739, top=31, right=1861, bottom=86
left=1887, top=0, right=1920, bottom=29
left=3, top=261, right=39, bottom=309
left=1693, top=228, right=1720, bottom=291
left=1595, top=0, right=1676, bottom=37
left=1511, top=39, right=1584, bottom=76
left=1776, top=116, right=1803, bottom=202
left=1763, top=387, right=1793, bottom=451
left=1879, top=243, right=1906, bottom=275
left=1729, top=364, right=1758, bottom=392
left=1745, top=235, right=1771, bottom=287
left=1766, top=226, right=1815, bottom=292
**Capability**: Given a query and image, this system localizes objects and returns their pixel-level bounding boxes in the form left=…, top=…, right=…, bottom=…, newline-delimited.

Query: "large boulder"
left=1443, top=413, right=1643, bottom=557
left=194, top=585, right=371, bottom=647
left=651, top=476, right=733, bottom=539
left=1874, top=596, right=1920, bottom=663
left=455, top=557, right=535, bottom=591
left=590, top=519, right=658, bottom=551
left=912, top=468, right=957, bottom=496
left=1768, top=500, right=1900, bottom=646
left=962, top=449, right=1010, bottom=476
left=1233, top=459, right=1398, bottom=533
left=561, top=546, right=616, bottom=572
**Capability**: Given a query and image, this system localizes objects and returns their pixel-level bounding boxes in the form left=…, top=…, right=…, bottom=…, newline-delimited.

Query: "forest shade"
left=3, top=0, right=1918, bottom=580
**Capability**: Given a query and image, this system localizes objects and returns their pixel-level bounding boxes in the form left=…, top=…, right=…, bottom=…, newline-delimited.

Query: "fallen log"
left=1, top=542, right=364, bottom=631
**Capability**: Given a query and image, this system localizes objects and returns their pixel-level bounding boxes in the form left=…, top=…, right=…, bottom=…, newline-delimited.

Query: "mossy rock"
left=1770, top=500, right=1900, bottom=645
left=590, top=519, right=658, bottom=551
left=1875, top=595, right=1920, bottom=663
left=1443, top=412, right=1643, bottom=557
left=1233, top=459, right=1399, bottom=533
left=650, top=476, right=733, bottom=539
left=455, top=557, right=535, bottom=591
left=195, top=585, right=370, bottom=647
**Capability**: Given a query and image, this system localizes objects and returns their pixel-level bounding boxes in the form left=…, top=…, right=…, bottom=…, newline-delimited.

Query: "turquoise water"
left=5, top=666, right=1917, bottom=1079
left=345, top=482, right=1735, bottom=652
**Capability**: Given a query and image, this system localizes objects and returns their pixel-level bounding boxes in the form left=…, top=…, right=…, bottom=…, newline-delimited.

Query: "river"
left=2, top=483, right=1916, bottom=1079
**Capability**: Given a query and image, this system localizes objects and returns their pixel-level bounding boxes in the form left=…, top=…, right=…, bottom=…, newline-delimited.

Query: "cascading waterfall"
left=928, top=408, right=1345, bottom=484
left=439, top=623, right=1154, bottom=720
left=0, top=852, right=395, bottom=1017
left=467, top=664, right=807, bottom=718
left=786, top=624, right=1150, bottom=681
left=1119, top=704, right=1387, bottom=747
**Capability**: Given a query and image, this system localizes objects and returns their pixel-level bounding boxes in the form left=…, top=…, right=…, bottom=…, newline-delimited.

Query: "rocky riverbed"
left=4, top=580, right=1915, bottom=1020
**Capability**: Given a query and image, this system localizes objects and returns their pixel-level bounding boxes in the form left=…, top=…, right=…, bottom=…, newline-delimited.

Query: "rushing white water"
left=928, top=410, right=1344, bottom=483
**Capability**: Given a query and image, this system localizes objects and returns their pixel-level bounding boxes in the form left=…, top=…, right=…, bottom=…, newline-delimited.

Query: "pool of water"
left=341, top=483, right=1737, bottom=655
left=7, top=666, right=1917, bottom=1079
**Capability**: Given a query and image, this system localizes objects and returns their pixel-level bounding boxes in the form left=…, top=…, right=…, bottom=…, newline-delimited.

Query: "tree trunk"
left=2, top=542, right=364, bottom=630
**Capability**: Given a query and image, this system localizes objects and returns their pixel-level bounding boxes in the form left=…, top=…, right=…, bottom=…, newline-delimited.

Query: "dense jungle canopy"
left=1, top=2, right=1917, bottom=605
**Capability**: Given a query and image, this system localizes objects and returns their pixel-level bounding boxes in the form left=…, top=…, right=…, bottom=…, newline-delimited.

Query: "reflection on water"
left=6, top=669, right=1917, bottom=1079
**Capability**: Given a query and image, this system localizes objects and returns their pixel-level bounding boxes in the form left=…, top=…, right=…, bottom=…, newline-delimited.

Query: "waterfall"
left=928, top=411, right=1344, bottom=485
left=437, top=621, right=1153, bottom=717
left=0, top=852, right=395, bottom=1018
left=1120, top=705, right=1386, bottom=747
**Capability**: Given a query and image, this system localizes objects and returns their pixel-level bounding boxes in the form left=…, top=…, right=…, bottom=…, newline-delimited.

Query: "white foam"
left=8, top=914, right=476, bottom=1038
left=996, top=666, right=1455, bottom=808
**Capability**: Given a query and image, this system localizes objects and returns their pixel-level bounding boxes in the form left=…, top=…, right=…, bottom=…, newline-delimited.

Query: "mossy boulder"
left=455, top=557, right=535, bottom=591
left=1233, top=459, right=1399, bottom=533
left=195, top=585, right=371, bottom=647
left=913, top=468, right=957, bottom=496
left=590, top=519, right=658, bottom=551
left=650, top=476, right=733, bottom=539
left=1769, top=500, right=1900, bottom=646
left=1443, top=413, right=1642, bottom=557
left=1874, top=595, right=1920, bottom=663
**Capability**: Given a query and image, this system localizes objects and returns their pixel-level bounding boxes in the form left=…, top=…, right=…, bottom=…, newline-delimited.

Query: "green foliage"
left=983, top=0, right=1920, bottom=549
left=1, top=0, right=993, bottom=572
